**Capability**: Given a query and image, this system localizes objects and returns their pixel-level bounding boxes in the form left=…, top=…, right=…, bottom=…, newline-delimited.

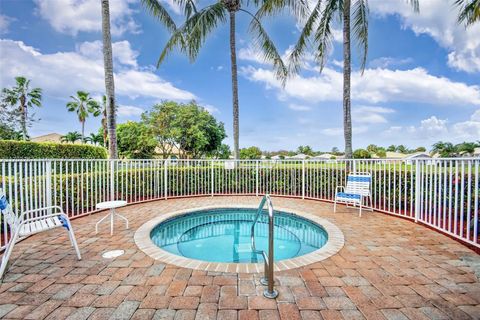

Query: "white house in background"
left=474, top=148, right=480, bottom=157
left=385, top=151, right=407, bottom=159
left=312, top=153, right=336, bottom=161
left=31, top=133, right=63, bottom=143
left=287, top=153, right=309, bottom=160
left=404, top=152, right=432, bottom=165
left=271, top=155, right=282, bottom=160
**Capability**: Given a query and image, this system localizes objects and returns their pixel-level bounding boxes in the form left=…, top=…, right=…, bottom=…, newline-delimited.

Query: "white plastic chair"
left=334, top=172, right=372, bottom=217
left=0, top=188, right=81, bottom=279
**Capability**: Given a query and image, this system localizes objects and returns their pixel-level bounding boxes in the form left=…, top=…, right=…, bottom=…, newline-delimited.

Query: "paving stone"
left=299, top=310, right=322, bottom=320
left=88, top=308, right=116, bottom=320
left=131, top=309, right=156, bottom=320
left=239, top=309, right=258, bottom=320
left=323, top=297, right=356, bottom=310
left=45, top=306, right=76, bottom=319
left=170, top=296, right=200, bottom=310
left=174, top=309, right=196, bottom=320
left=0, top=304, right=17, bottom=318
left=278, top=303, right=301, bottom=320
left=109, top=300, right=140, bottom=320
left=184, top=286, right=203, bottom=297
left=153, top=309, right=176, bottom=320
left=195, top=303, right=217, bottom=320
left=296, top=297, right=327, bottom=310
left=341, top=309, right=366, bottom=320
left=25, top=300, right=63, bottom=320
left=248, top=296, right=277, bottom=310
left=201, top=285, right=220, bottom=303
left=65, top=307, right=96, bottom=320
left=219, top=295, right=247, bottom=309
left=166, top=280, right=187, bottom=297
left=217, top=310, right=237, bottom=320
left=380, top=309, right=408, bottom=320
left=139, top=295, right=171, bottom=309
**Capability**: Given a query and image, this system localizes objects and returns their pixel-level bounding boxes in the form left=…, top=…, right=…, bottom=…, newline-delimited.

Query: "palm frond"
left=242, top=9, right=288, bottom=84
left=141, top=0, right=177, bottom=32
left=352, top=0, right=369, bottom=73
left=254, top=0, right=309, bottom=20
left=408, top=0, right=420, bottom=13
left=314, top=0, right=337, bottom=72
left=157, top=3, right=226, bottom=65
left=455, top=0, right=480, bottom=26
left=287, top=0, right=324, bottom=75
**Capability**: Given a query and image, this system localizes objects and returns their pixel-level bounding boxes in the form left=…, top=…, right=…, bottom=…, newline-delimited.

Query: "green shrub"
left=0, top=140, right=107, bottom=159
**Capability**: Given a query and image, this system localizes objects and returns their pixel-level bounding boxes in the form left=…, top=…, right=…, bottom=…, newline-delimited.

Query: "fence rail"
left=1, top=158, right=479, bottom=249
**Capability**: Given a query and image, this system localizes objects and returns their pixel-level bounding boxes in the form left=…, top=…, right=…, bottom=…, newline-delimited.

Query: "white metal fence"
left=1, top=158, right=479, bottom=249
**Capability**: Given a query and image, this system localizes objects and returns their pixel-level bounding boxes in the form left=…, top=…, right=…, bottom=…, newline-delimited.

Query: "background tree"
left=396, top=145, right=408, bottom=154
left=66, top=91, right=101, bottom=142
left=101, top=0, right=118, bottom=158
left=173, top=102, right=226, bottom=158
left=1, top=76, right=42, bottom=140
left=240, top=146, right=262, bottom=159
left=353, top=148, right=371, bottom=159
left=297, top=145, right=314, bottom=156
left=387, top=145, right=396, bottom=152
left=289, top=0, right=418, bottom=159
left=331, top=147, right=340, bottom=154
left=117, top=121, right=157, bottom=159
left=142, top=0, right=304, bottom=159
left=85, top=132, right=104, bottom=146
left=0, top=123, right=24, bottom=140
left=142, top=101, right=181, bottom=159
left=212, top=144, right=231, bottom=159
left=455, top=141, right=480, bottom=154
left=455, top=0, right=480, bottom=26
left=431, top=141, right=456, bottom=157
left=61, top=132, right=82, bottom=143
left=414, top=146, right=426, bottom=152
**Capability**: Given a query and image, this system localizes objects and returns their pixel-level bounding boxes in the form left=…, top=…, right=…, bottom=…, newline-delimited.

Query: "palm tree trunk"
left=343, top=0, right=353, bottom=160
left=101, top=0, right=118, bottom=159
left=20, top=97, right=27, bottom=140
left=81, top=121, right=85, bottom=143
left=229, top=11, right=240, bottom=160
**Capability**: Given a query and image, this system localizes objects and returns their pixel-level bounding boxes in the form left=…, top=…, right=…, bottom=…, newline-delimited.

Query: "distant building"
left=31, top=133, right=63, bottom=143
left=287, top=153, right=309, bottom=160
left=385, top=151, right=407, bottom=159
left=312, top=153, right=336, bottom=161
left=474, top=148, right=480, bottom=157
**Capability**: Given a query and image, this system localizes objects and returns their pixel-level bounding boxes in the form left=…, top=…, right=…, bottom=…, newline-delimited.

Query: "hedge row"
left=0, top=140, right=107, bottom=159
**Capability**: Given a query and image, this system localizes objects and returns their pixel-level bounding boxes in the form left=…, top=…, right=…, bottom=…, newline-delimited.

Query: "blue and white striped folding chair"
left=0, top=188, right=81, bottom=279
left=334, top=172, right=372, bottom=217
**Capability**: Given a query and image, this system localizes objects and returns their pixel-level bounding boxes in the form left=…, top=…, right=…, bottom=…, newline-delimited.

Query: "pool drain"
left=102, top=250, right=125, bottom=259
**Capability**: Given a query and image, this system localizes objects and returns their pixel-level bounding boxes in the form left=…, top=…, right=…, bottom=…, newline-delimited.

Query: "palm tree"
left=455, top=0, right=480, bottom=26
left=100, top=95, right=108, bottom=147
left=61, top=131, right=83, bottom=144
left=0, top=76, right=42, bottom=140
left=431, top=141, right=456, bottom=157
left=85, top=132, right=104, bottom=145
left=289, top=0, right=419, bottom=159
left=142, top=0, right=305, bottom=159
left=101, top=0, right=118, bottom=159
left=66, top=91, right=101, bottom=142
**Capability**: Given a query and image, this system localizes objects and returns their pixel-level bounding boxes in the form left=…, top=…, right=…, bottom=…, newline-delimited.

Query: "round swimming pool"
left=149, top=208, right=328, bottom=263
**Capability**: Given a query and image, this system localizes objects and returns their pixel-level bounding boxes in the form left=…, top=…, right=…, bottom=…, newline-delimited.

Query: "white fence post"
left=414, top=160, right=421, bottom=223
left=256, top=160, right=259, bottom=197
left=211, top=160, right=214, bottom=197
left=109, top=160, right=115, bottom=201
left=164, top=160, right=168, bottom=200
left=46, top=160, right=52, bottom=213
left=302, top=160, right=305, bottom=199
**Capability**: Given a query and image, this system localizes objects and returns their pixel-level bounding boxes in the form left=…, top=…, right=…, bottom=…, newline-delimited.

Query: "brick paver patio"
left=0, top=196, right=479, bottom=319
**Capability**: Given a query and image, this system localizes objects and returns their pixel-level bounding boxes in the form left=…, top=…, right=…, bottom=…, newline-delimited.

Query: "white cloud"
left=0, top=14, right=15, bottom=34
left=370, top=0, right=480, bottom=73
left=288, top=104, right=311, bottom=111
left=33, top=0, right=140, bottom=36
left=384, top=116, right=449, bottom=141
left=452, top=109, right=480, bottom=140
left=369, top=57, right=413, bottom=68
left=242, top=65, right=480, bottom=106
left=0, top=39, right=195, bottom=101
left=118, top=105, right=144, bottom=117
left=353, top=105, right=394, bottom=124
left=203, top=104, right=220, bottom=114
left=76, top=40, right=138, bottom=67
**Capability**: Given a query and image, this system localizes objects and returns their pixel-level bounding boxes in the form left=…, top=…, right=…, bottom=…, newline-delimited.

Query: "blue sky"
left=0, top=0, right=479, bottom=152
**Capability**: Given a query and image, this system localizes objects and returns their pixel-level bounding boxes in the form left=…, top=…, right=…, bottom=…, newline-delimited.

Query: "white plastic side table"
left=95, top=200, right=129, bottom=235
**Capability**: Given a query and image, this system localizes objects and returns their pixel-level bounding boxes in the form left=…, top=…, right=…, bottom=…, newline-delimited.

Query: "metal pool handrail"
left=251, top=194, right=278, bottom=299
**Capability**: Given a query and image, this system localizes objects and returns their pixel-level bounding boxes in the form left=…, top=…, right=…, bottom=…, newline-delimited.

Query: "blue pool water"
left=150, top=208, right=328, bottom=263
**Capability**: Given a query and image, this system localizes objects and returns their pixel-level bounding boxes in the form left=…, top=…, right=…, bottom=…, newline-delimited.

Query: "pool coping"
left=134, top=204, right=345, bottom=273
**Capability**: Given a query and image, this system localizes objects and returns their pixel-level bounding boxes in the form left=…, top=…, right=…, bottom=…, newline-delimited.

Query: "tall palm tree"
left=455, top=0, right=480, bottom=26
left=101, top=0, right=118, bottom=159
left=0, top=76, right=42, bottom=140
left=142, top=0, right=306, bottom=159
left=289, top=0, right=419, bottom=159
left=61, top=131, right=83, bottom=144
left=66, top=91, right=101, bottom=142
left=101, top=95, right=108, bottom=147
